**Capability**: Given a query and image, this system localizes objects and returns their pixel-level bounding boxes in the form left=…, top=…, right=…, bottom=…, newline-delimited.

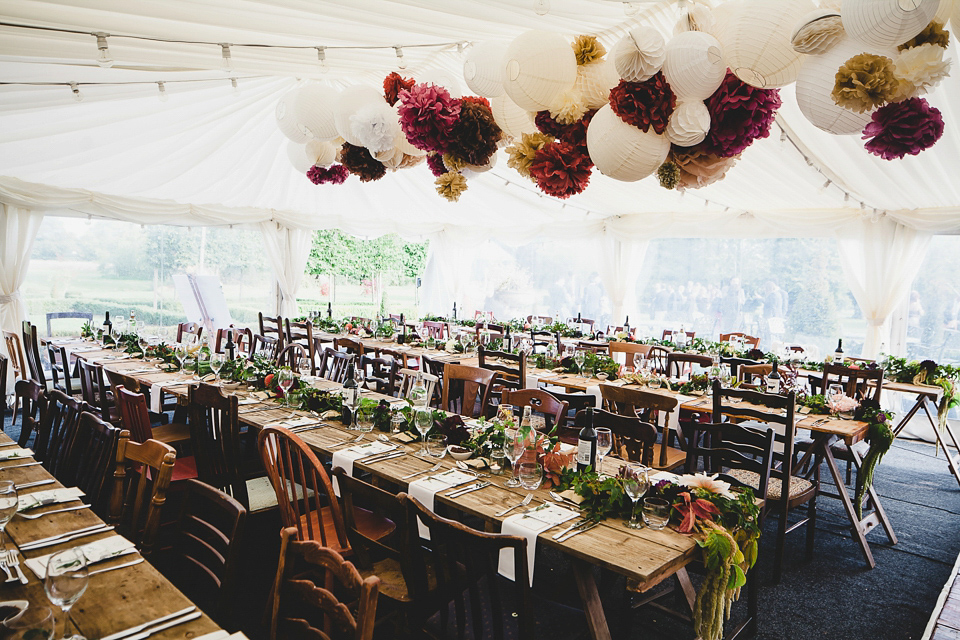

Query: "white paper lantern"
left=349, top=101, right=400, bottom=154
left=417, top=69, right=463, bottom=98
left=612, top=26, right=666, bottom=82
left=306, top=139, right=337, bottom=167
left=953, top=0, right=960, bottom=32
left=293, top=83, right=340, bottom=141
left=286, top=140, right=312, bottom=173
left=675, top=4, right=716, bottom=34
left=666, top=101, right=711, bottom=147
left=576, top=59, right=620, bottom=109
left=795, top=37, right=894, bottom=134
left=333, top=85, right=387, bottom=147
left=841, top=0, right=939, bottom=49
left=276, top=89, right=308, bottom=143
left=586, top=104, right=670, bottom=182
left=935, top=0, right=955, bottom=23
left=662, top=31, right=727, bottom=101
left=490, top=95, right=538, bottom=139
left=714, top=0, right=816, bottom=88
left=501, top=30, right=578, bottom=112
left=464, top=42, right=508, bottom=98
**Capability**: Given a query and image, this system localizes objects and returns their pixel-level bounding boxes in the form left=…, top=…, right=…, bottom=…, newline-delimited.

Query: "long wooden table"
left=0, top=432, right=221, bottom=639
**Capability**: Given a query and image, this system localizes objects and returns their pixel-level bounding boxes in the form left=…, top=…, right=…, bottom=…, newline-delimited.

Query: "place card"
left=799, top=406, right=811, bottom=414
left=395, top=432, right=417, bottom=443
left=18, top=487, right=84, bottom=512
left=26, top=535, right=136, bottom=579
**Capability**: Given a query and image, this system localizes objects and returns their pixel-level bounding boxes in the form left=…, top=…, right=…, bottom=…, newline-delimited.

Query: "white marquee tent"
left=1, top=0, right=959, bottom=360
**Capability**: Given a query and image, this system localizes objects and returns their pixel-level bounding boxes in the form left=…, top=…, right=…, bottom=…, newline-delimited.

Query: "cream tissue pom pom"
left=349, top=102, right=400, bottom=154
left=894, top=42, right=951, bottom=100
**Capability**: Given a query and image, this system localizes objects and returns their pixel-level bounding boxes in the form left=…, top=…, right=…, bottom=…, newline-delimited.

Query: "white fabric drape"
left=1, top=204, right=43, bottom=388
left=596, top=231, right=648, bottom=327
left=837, top=217, right=932, bottom=358
left=419, top=229, right=481, bottom=318
left=258, top=222, right=313, bottom=318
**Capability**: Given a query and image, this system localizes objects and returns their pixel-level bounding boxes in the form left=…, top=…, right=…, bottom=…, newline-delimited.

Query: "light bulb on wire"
left=316, top=46, right=328, bottom=73
left=534, top=0, right=550, bottom=15
left=623, top=2, right=641, bottom=16
left=220, top=43, right=233, bottom=72
left=69, top=82, right=83, bottom=102
left=393, top=45, right=406, bottom=70
left=231, top=77, right=240, bottom=94
left=94, top=32, right=113, bottom=68
left=157, top=81, right=168, bottom=102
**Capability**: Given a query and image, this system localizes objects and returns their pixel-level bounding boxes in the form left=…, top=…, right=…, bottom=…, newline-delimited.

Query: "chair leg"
left=746, top=551, right=760, bottom=638
left=772, top=510, right=788, bottom=585
left=845, top=459, right=852, bottom=486
left=805, top=497, right=817, bottom=562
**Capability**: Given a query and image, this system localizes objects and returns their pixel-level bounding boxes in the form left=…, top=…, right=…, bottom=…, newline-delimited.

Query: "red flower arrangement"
left=445, top=101, right=502, bottom=167
left=703, top=72, right=781, bottom=158
left=383, top=72, right=415, bottom=106
left=339, top=142, right=386, bottom=183
left=609, top=73, right=676, bottom=134
left=529, top=140, right=593, bottom=199
left=306, top=164, right=349, bottom=185
left=862, top=96, right=944, bottom=160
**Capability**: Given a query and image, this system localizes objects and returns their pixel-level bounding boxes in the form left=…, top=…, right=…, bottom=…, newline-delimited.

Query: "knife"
left=16, top=479, right=55, bottom=490
left=0, top=461, right=42, bottom=469
left=19, top=525, right=113, bottom=551
left=101, top=607, right=197, bottom=640
left=557, top=521, right=600, bottom=543
left=360, top=451, right=403, bottom=464
left=88, top=557, right=145, bottom=576
left=552, top=519, right=590, bottom=540
left=446, top=482, right=490, bottom=498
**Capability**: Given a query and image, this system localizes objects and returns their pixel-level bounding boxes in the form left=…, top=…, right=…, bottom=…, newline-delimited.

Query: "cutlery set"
left=0, top=550, right=27, bottom=584
left=19, top=524, right=114, bottom=551
left=102, top=606, right=202, bottom=640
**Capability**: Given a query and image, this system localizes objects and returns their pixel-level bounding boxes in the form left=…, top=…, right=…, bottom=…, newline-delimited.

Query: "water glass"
left=574, top=350, right=586, bottom=375
left=415, top=409, right=433, bottom=457
left=518, top=463, right=543, bottom=490
left=44, top=547, right=88, bottom=639
left=503, top=429, right=524, bottom=488
left=3, top=606, right=56, bottom=640
left=622, top=464, right=650, bottom=529
left=0, top=480, right=18, bottom=542
left=427, top=434, right=447, bottom=457
left=276, top=368, right=295, bottom=407
left=390, top=408, right=405, bottom=434
left=174, top=343, right=188, bottom=377
left=209, top=352, right=225, bottom=382
left=642, top=498, right=671, bottom=530
left=596, top=428, right=613, bottom=474
left=646, top=375, right=662, bottom=390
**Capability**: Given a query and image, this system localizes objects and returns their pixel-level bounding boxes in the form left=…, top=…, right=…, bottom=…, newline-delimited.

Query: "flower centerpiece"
left=852, top=400, right=895, bottom=519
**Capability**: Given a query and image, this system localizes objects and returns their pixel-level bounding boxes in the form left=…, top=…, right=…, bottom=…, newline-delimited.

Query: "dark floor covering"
left=7, top=410, right=959, bottom=640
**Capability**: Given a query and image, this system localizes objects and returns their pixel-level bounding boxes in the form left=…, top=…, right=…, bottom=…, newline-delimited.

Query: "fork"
left=401, top=463, right=441, bottom=480
left=0, top=554, right=13, bottom=583
left=5, top=550, right=27, bottom=584
left=18, top=504, right=90, bottom=520
left=495, top=494, right=533, bottom=517
left=330, top=435, right=365, bottom=448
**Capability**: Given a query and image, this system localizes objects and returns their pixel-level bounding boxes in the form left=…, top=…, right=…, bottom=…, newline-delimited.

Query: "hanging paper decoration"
left=349, top=101, right=400, bottom=154
left=418, top=69, right=464, bottom=98
left=529, top=140, right=593, bottom=199
left=444, top=101, right=503, bottom=166
left=426, top=153, right=447, bottom=177
left=340, top=142, right=387, bottom=182
left=831, top=52, right=899, bottom=113
left=675, top=4, right=715, bottom=35
left=548, top=87, right=589, bottom=125
left=657, top=161, right=681, bottom=189
left=666, top=101, right=711, bottom=147
left=791, top=9, right=846, bottom=55
left=276, top=89, right=310, bottom=143
left=586, top=104, right=671, bottom=182
left=307, top=164, right=349, bottom=185
left=501, top=30, right=578, bottom=112
left=577, top=58, right=620, bottom=110
left=670, top=145, right=742, bottom=190
left=612, top=26, right=666, bottom=83
left=608, top=74, right=677, bottom=134
left=490, top=94, right=538, bottom=139
left=841, top=0, right=939, bottom=49
left=899, top=21, right=950, bottom=50
left=435, top=171, right=468, bottom=202
left=334, top=85, right=388, bottom=147
left=384, top=72, right=415, bottom=106
left=286, top=139, right=313, bottom=173
left=893, top=43, right=952, bottom=100
left=702, top=72, right=782, bottom=158
left=463, top=41, right=508, bottom=98
left=795, top=37, right=881, bottom=135
left=397, top=82, right=462, bottom=152
left=662, top=31, right=727, bottom=101
left=862, top=96, right=944, bottom=159
left=306, top=139, right=338, bottom=167
left=506, top=132, right=555, bottom=178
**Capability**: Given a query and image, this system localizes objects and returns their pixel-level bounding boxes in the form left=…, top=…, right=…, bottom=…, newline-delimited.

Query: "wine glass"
left=3, top=606, right=56, bottom=640
left=633, top=354, right=645, bottom=373
left=646, top=374, right=662, bottom=390
left=596, top=428, right=613, bottom=475
left=209, top=352, right=225, bottom=383
left=276, top=368, right=295, bottom=407
left=44, top=547, right=88, bottom=640
left=573, top=350, right=586, bottom=376
left=414, top=408, right=433, bottom=457
left=174, top=343, right=188, bottom=379
left=111, top=322, right=124, bottom=350
left=622, top=463, right=650, bottom=529
left=503, top=428, right=524, bottom=488
left=0, top=480, right=17, bottom=547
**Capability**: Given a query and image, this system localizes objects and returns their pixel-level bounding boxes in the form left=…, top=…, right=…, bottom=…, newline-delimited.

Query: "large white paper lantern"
left=576, top=59, right=620, bottom=109
left=490, top=95, right=537, bottom=139
left=666, top=101, right=711, bottom=147
left=953, top=0, right=960, bottom=32
left=333, top=85, right=386, bottom=147
left=935, top=0, right=955, bottom=23
left=842, top=0, right=939, bottom=49
left=662, top=31, right=726, bottom=101
left=286, top=140, right=312, bottom=173
left=795, top=37, right=893, bottom=134
left=464, top=42, right=508, bottom=98
left=417, top=69, right=463, bottom=98
left=276, top=89, right=308, bottom=143
left=501, top=30, right=578, bottom=112
left=294, top=83, right=340, bottom=141
left=612, top=26, right=666, bottom=82
left=306, top=139, right=337, bottom=167
left=586, top=104, right=670, bottom=182
left=714, top=0, right=816, bottom=88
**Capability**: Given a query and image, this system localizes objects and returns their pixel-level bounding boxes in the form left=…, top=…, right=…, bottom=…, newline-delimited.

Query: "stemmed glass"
left=596, top=428, right=613, bottom=475
left=622, top=463, right=650, bottom=529
left=111, top=321, right=124, bottom=350
left=574, top=350, right=586, bottom=377
left=633, top=354, right=645, bottom=373
left=0, top=480, right=18, bottom=549
left=174, top=343, right=188, bottom=379
left=44, top=547, right=89, bottom=640
left=3, top=606, right=56, bottom=640
left=210, top=352, right=225, bottom=384
left=276, top=368, right=295, bottom=407
left=415, top=408, right=433, bottom=457
left=503, top=429, right=524, bottom=488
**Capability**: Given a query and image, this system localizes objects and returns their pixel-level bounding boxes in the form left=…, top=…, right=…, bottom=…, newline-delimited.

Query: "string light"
left=315, top=46, right=328, bottom=73
left=94, top=32, right=113, bottom=68
left=393, top=45, right=406, bottom=69
left=623, top=2, right=641, bottom=16
left=69, top=81, right=83, bottom=102
left=220, top=43, right=233, bottom=72
left=230, top=77, right=239, bottom=94
left=157, top=81, right=168, bottom=102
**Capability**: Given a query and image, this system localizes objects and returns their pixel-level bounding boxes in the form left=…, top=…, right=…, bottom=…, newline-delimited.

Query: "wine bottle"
left=834, top=339, right=844, bottom=364
left=327, top=302, right=332, bottom=319
left=129, top=310, right=137, bottom=335
left=576, top=311, right=582, bottom=323
left=577, top=407, right=598, bottom=473
left=624, top=316, right=630, bottom=336
left=225, top=330, right=236, bottom=361
left=766, top=361, right=781, bottom=394
left=102, top=311, right=112, bottom=342
left=452, top=302, right=457, bottom=320
left=342, top=363, right=358, bottom=427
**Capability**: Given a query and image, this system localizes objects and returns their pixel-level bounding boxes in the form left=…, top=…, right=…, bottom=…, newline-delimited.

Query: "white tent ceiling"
left=0, top=0, right=958, bottom=239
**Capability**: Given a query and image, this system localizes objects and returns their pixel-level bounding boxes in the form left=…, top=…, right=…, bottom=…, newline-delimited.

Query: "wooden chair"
left=738, top=363, right=773, bottom=387
left=176, top=322, right=204, bottom=343
left=820, top=363, right=884, bottom=402
left=249, top=333, right=281, bottom=362
left=21, top=321, right=50, bottom=389
left=258, top=312, right=284, bottom=347
left=420, top=355, right=445, bottom=408
left=77, top=359, right=118, bottom=421
left=37, top=389, right=86, bottom=478
left=157, top=479, right=247, bottom=629
left=608, top=341, right=651, bottom=368
left=109, top=432, right=176, bottom=558
left=62, top=411, right=124, bottom=518
left=399, top=493, right=587, bottom=640
left=214, top=326, right=252, bottom=357
left=13, top=379, right=46, bottom=449
left=359, top=355, right=399, bottom=396
left=720, top=332, right=760, bottom=350
left=375, top=347, right=412, bottom=371
left=115, top=387, right=198, bottom=482
left=576, top=408, right=658, bottom=467
left=440, top=364, right=497, bottom=418
left=500, top=389, right=568, bottom=433
left=712, top=381, right=817, bottom=583
left=46, top=311, right=93, bottom=337
left=188, top=383, right=275, bottom=513
left=268, top=526, right=380, bottom=640
left=3, top=331, right=27, bottom=387
left=529, top=329, right=559, bottom=354
left=335, top=337, right=365, bottom=357
left=0, top=354, right=6, bottom=422
left=665, top=352, right=713, bottom=378
left=662, top=329, right=695, bottom=343
left=546, top=390, right=596, bottom=442
left=47, top=344, right=80, bottom=397
left=398, top=369, right=438, bottom=404
left=721, top=356, right=762, bottom=380
left=599, top=384, right=685, bottom=471
left=318, top=348, right=355, bottom=384
left=646, top=346, right=670, bottom=374
left=284, top=317, right=314, bottom=350
left=277, top=344, right=309, bottom=371
left=105, top=371, right=190, bottom=445
left=421, top=321, right=448, bottom=341
left=477, top=345, right=526, bottom=392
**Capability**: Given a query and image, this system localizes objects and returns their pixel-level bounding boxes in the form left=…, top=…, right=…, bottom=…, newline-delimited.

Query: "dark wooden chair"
left=817, top=363, right=885, bottom=484
left=500, top=389, right=568, bottom=433
left=0, top=354, right=6, bottom=422
left=109, top=432, right=176, bottom=558
left=105, top=370, right=191, bottom=445
left=721, top=356, right=762, bottom=380
left=214, top=326, right=252, bottom=357
left=13, top=379, right=46, bottom=449
left=284, top=318, right=315, bottom=370
left=599, top=384, right=686, bottom=470
left=318, top=347, right=355, bottom=384
left=529, top=329, right=559, bottom=354
left=422, top=321, right=448, bottom=341
left=176, top=321, right=204, bottom=343
left=547, top=390, right=596, bottom=442
left=276, top=343, right=309, bottom=371
left=575, top=408, right=658, bottom=467
left=359, top=354, right=399, bottom=396
left=646, top=346, right=670, bottom=374
left=258, top=312, right=284, bottom=346
left=665, top=352, right=713, bottom=378
left=713, top=381, right=817, bottom=583
left=37, top=389, right=86, bottom=478
left=21, top=321, right=50, bottom=389
left=440, top=364, right=497, bottom=418
left=77, top=359, right=118, bottom=421
left=477, top=345, right=526, bottom=392
left=62, top=411, right=124, bottom=518
left=335, top=336, right=365, bottom=357
left=115, top=386, right=198, bottom=483
left=268, top=526, right=380, bottom=640
left=46, top=311, right=93, bottom=337
left=399, top=493, right=587, bottom=640
left=375, top=347, right=412, bottom=371
left=46, top=343, right=80, bottom=397
left=608, top=342, right=651, bottom=367
left=738, top=363, right=774, bottom=388
left=249, top=333, right=281, bottom=362
left=719, top=333, right=760, bottom=349
left=662, top=329, right=695, bottom=343
left=157, top=479, right=247, bottom=629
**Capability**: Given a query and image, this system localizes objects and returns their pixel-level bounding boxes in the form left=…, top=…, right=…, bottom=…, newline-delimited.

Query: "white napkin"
left=330, top=441, right=397, bottom=496
left=525, top=372, right=542, bottom=389
left=498, top=503, right=579, bottom=585
left=69, top=346, right=100, bottom=354
left=18, top=487, right=84, bottom=512
left=237, top=397, right=260, bottom=406
left=408, top=469, right=477, bottom=539
left=263, top=416, right=317, bottom=429
left=120, top=367, right=155, bottom=375
left=149, top=381, right=177, bottom=413
left=25, top=535, right=136, bottom=579
left=0, top=448, right=32, bottom=461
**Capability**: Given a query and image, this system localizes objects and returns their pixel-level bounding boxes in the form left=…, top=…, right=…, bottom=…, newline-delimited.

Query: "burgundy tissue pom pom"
left=862, top=97, right=944, bottom=160
left=397, top=83, right=462, bottom=153
left=426, top=153, right=447, bottom=178
left=383, top=72, right=415, bottom=106
left=461, top=95, right=491, bottom=110
left=529, top=140, right=592, bottom=199
left=535, top=111, right=570, bottom=138
left=339, top=143, right=386, bottom=182
left=445, top=101, right=502, bottom=167
left=306, top=164, right=349, bottom=185
left=702, top=72, right=781, bottom=158
left=608, top=73, right=676, bottom=134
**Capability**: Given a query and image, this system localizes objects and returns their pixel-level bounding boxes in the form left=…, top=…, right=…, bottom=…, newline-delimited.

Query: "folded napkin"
left=498, top=504, right=579, bottom=585
left=649, top=471, right=680, bottom=484
left=263, top=416, right=318, bottom=429
left=69, top=345, right=100, bottom=353
left=18, top=487, right=84, bottom=512
left=99, top=354, right=132, bottom=361
left=0, top=448, right=32, bottom=461
left=395, top=432, right=417, bottom=443
left=25, top=535, right=136, bottom=579
left=236, top=397, right=260, bottom=406
left=120, top=367, right=156, bottom=375
left=149, top=381, right=176, bottom=413
left=408, top=469, right=477, bottom=539
left=331, top=441, right=397, bottom=496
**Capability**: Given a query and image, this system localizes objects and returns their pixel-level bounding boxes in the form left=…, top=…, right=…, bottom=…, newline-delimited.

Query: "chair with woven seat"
left=268, top=526, right=380, bottom=640
left=599, top=384, right=686, bottom=471
left=318, top=347, right=355, bottom=384
left=61, top=411, right=125, bottom=518
left=665, top=352, right=713, bottom=379
left=37, top=389, right=86, bottom=478
left=106, top=370, right=190, bottom=445
left=46, top=311, right=93, bottom=337
left=77, top=359, right=119, bottom=422
left=259, top=426, right=395, bottom=553
left=440, top=364, right=497, bottom=419
left=13, top=379, right=46, bottom=449
left=712, top=380, right=817, bottom=583
left=399, top=493, right=588, bottom=640
left=115, top=386, right=198, bottom=483
left=575, top=408, right=658, bottom=468
left=500, top=389, right=568, bottom=435
left=109, top=432, right=176, bottom=558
